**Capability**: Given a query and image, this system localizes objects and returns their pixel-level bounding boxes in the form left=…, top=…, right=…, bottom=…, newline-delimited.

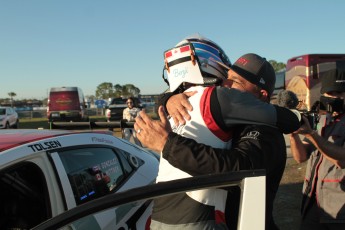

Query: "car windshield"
left=0, top=109, right=5, bottom=115
left=110, top=98, right=127, bottom=105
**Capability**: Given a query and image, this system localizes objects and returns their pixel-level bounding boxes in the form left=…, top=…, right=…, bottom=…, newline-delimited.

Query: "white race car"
left=0, top=129, right=159, bottom=230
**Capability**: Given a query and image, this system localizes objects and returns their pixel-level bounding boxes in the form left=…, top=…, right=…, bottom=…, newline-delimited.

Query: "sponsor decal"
left=28, top=140, right=62, bottom=152
left=56, top=98, right=72, bottom=105
left=237, top=57, right=248, bottom=66
left=91, top=137, right=113, bottom=144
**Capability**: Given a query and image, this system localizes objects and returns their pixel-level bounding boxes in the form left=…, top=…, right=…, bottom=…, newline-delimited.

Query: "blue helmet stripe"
left=192, top=42, right=222, bottom=62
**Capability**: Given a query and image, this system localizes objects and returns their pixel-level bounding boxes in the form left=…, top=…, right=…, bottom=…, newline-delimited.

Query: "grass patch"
left=18, top=116, right=108, bottom=129
left=19, top=118, right=50, bottom=129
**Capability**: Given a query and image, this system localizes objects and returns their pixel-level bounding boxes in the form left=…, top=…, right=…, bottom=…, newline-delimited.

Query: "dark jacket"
left=162, top=124, right=286, bottom=230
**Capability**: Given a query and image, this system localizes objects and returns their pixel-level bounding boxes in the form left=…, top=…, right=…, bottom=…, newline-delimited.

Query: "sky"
left=1, top=0, right=345, bottom=100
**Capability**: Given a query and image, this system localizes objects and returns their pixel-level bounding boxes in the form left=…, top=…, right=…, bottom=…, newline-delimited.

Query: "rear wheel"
left=5, top=122, right=10, bottom=129
left=12, top=120, right=19, bottom=129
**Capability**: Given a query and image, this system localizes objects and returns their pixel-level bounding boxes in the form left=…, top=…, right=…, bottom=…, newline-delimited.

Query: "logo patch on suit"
left=242, top=131, right=260, bottom=140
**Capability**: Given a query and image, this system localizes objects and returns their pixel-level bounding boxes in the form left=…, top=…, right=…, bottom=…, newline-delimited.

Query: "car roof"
left=0, top=129, right=112, bottom=152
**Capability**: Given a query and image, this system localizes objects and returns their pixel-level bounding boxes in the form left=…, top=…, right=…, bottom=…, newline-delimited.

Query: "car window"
left=57, top=147, right=139, bottom=205
left=110, top=98, right=127, bottom=105
left=0, top=162, right=50, bottom=229
left=0, top=109, right=5, bottom=115
left=109, top=98, right=141, bottom=107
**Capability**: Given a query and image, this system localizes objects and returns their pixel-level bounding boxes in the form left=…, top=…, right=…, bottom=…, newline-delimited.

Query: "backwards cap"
left=163, top=34, right=231, bottom=92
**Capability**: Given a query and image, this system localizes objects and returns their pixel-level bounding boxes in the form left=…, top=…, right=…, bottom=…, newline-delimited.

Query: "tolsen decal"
left=28, top=140, right=62, bottom=152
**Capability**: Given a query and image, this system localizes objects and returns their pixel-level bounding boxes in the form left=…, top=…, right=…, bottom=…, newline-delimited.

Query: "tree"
left=86, top=95, right=96, bottom=104
left=120, top=84, right=140, bottom=98
left=95, top=82, right=115, bottom=99
left=113, top=84, right=123, bottom=98
left=269, top=60, right=286, bottom=72
left=96, top=82, right=141, bottom=99
left=8, top=92, right=16, bottom=107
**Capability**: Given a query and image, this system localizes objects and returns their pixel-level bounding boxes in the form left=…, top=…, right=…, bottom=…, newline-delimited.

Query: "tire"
left=12, top=120, right=19, bottom=129
left=5, top=122, right=10, bottom=129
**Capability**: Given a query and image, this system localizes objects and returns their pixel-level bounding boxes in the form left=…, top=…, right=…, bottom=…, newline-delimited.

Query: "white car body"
left=0, top=129, right=159, bottom=230
left=33, top=169, right=266, bottom=230
left=0, top=107, right=19, bottom=129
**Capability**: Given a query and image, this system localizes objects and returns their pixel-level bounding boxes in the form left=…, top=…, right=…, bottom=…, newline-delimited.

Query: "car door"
left=32, top=170, right=266, bottom=230
left=7, top=108, right=15, bottom=126
left=50, top=145, right=152, bottom=230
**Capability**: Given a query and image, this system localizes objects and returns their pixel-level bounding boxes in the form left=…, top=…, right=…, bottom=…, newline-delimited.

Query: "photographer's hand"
left=290, top=115, right=315, bottom=163
left=294, top=116, right=313, bottom=135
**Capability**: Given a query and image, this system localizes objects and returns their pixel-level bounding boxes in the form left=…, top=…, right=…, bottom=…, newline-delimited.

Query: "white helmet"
left=163, top=34, right=231, bottom=92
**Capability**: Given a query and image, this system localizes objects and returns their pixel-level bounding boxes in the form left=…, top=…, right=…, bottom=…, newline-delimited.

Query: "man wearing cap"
left=135, top=53, right=293, bottom=229
left=290, top=61, right=345, bottom=229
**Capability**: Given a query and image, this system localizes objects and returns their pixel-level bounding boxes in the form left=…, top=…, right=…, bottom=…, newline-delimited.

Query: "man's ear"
left=260, top=90, right=269, bottom=101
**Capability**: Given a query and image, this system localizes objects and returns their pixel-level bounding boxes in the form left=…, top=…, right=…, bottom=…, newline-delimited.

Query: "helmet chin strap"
left=162, top=67, right=170, bottom=86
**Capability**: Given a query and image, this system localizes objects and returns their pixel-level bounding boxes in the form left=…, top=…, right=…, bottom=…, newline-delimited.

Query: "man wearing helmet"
left=135, top=35, right=299, bottom=229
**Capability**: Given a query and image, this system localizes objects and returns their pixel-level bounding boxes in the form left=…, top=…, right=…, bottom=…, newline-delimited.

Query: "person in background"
left=122, top=97, right=141, bottom=143
left=289, top=62, right=345, bottom=230
left=123, top=97, right=141, bottom=122
left=135, top=53, right=300, bottom=230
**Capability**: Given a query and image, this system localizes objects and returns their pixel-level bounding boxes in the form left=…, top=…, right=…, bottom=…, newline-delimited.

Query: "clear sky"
left=1, top=0, right=344, bottom=99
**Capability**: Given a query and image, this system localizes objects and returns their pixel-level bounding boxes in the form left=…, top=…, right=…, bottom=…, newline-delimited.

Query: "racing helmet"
left=163, top=34, right=231, bottom=92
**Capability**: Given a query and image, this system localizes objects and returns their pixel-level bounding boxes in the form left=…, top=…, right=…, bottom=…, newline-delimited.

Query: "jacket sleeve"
left=273, top=105, right=301, bottom=134
left=162, top=125, right=285, bottom=177
left=214, top=87, right=300, bottom=134
left=162, top=132, right=259, bottom=176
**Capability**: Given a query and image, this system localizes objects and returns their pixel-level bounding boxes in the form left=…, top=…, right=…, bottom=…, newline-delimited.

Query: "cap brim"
left=321, top=85, right=345, bottom=94
left=215, top=61, right=231, bottom=71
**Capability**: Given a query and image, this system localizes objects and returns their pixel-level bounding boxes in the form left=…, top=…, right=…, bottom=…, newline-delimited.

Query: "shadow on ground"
left=273, top=157, right=307, bottom=230
left=274, top=182, right=303, bottom=229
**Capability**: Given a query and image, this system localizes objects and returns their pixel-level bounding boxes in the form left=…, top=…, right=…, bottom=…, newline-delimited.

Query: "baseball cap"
left=320, top=61, right=345, bottom=94
left=217, top=53, right=276, bottom=96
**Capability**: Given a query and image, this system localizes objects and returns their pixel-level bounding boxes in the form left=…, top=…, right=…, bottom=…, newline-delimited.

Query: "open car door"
left=33, top=170, right=266, bottom=230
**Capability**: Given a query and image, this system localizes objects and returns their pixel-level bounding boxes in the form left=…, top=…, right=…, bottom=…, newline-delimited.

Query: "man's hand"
left=166, top=91, right=196, bottom=126
left=294, top=115, right=313, bottom=135
left=134, top=106, right=172, bottom=153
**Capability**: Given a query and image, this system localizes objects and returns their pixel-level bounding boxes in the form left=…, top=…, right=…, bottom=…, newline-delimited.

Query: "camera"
left=290, top=109, right=319, bottom=130
left=300, top=111, right=319, bottom=130
left=319, top=96, right=344, bottom=114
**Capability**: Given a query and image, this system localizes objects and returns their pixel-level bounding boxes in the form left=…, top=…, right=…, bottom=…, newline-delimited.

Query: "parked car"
left=105, top=97, right=142, bottom=121
left=0, top=106, right=19, bottom=129
left=0, top=129, right=159, bottom=230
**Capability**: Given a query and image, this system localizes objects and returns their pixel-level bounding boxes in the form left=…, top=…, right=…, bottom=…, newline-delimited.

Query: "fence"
left=17, top=106, right=158, bottom=120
